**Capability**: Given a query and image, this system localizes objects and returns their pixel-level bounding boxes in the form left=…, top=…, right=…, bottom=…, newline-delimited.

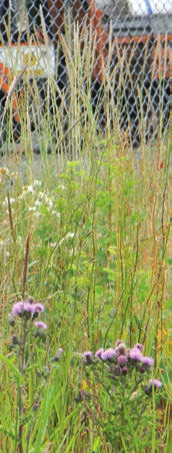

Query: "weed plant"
left=0, top=17, right=171, bottom=453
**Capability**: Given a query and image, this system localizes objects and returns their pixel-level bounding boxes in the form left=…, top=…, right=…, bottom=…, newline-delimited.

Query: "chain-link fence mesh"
left=0, top=1, right=171, bottom=150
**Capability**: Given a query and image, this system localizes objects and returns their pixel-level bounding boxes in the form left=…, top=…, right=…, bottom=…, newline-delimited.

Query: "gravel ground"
left=0, top=134, right=171, bottom=189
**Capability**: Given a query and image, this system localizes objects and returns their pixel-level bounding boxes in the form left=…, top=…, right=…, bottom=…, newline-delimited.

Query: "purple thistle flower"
left=22, top=302, right=36, bottom=320
left=141, top=356, right=154, bottom=367
left=149, top=379, right=162, bottom=388
left=118, top=355, right=127, bottom=366
left=134, top=343, right=144, bottom=353
left=83, top=351, right=93, bottom=364
left=24, top=302, right=35, bottom=313
left=83, top=351, right=92, bottom=359
left=95, top=348, right=104, bottom=359
left=128, top=348, right=143, bottom=361
left=12, top=301, right=25, bottom=317
left=35, top=321, right=47, bottom=329
left=145, top=378, right=163, bottom=395
left=101, top=348, right=117, bottom=362
left=34, top=303, right=45, bottom=313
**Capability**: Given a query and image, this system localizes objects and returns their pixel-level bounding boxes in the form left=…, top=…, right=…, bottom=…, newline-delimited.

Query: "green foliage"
left=74, top=352, right=164, bottom=453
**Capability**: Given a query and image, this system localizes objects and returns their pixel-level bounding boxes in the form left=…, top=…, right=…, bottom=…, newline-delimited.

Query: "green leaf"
left=0, top=353, right=24, bottom=384
left=32, top=382, right=55, bottom=452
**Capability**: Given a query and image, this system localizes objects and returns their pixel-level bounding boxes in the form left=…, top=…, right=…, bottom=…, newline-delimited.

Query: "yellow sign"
left=23, top=52, right=36, bottom=67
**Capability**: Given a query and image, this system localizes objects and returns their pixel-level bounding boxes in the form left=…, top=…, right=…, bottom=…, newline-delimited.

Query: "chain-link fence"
left=0, top=1, right=171, bottom=150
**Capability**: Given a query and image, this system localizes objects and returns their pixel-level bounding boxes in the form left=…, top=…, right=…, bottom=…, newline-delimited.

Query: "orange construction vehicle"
left=0, top=0, right=171, bottom=145
left=48, top=1, right=171, bottom=143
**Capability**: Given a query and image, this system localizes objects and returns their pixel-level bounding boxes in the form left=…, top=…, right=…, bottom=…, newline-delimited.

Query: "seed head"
left=52, top=348, right=64, bottom=362
left=122, top=366, right=128, bottom=375
left=116, top=343, right=127, bottom=356
left=115, top=340, right=123, bottom=347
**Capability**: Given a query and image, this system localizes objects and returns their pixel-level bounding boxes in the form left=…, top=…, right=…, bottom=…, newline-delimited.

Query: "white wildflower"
left=66, top=233, right=75, bottom=239
left=24, top=185, right=34, bottom=193
left=52, top=211, right=61, bottom=218
left=0, top=167, right=10, bottom=177
left=33, top=180, right=41, bottom=187
left=35, top=199, right=42, bottom=207
left=38, top=192, right=45, bottom=199
left=2, top=197, right=16, bottom=206
left=47, top=199, right=53, bottom=209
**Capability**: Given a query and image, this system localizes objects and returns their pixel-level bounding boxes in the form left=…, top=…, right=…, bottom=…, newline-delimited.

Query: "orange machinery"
left=0, top=0, right=171, bottom=140
left=48, top=0, right=171, bottom=82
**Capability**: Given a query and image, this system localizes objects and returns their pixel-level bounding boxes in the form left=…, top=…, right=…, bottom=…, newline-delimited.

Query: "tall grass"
left=0, top=18, right=171, bottom=452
